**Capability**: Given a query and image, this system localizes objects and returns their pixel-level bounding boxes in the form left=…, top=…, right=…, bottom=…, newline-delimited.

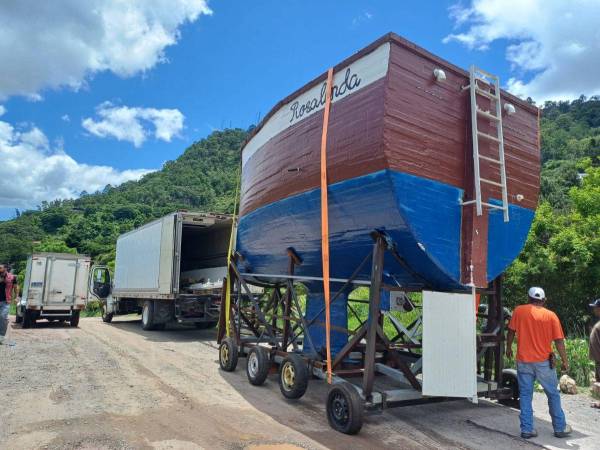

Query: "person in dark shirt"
left=0, top=264, right=19, bottom=344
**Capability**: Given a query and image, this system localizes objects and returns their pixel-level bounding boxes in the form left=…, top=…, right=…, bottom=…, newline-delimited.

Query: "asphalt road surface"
left=1, top=317, right=598, bottom=450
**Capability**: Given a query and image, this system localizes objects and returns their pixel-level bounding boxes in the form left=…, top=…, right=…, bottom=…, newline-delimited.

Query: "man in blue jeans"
left=506, top=287, right=572, bottom=439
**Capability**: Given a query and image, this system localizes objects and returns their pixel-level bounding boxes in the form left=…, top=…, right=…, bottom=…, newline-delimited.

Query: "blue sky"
left=1, top=0, right=599, bottom=220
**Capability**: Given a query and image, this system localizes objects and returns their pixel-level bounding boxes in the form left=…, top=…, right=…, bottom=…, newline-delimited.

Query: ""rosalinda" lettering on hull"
left=288, top=68, right=361, bottom=124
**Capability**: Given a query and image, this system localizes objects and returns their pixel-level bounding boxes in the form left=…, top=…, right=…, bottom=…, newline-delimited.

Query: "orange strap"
left=320, top=68, right=334, bottom=384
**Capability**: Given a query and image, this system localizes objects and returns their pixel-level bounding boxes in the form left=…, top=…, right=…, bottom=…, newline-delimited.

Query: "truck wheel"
left=101, top=304, right=113, bottom=323
left=219, top=337, right=238, bottom=372
left=195, top=321, right=217, bottom=329
left=22, top=310, right=33, bottom=329
left=15, top=311, right=23, bottom=324
left=70, top=310, right=80, bottom=327
left=278, top=353, right=309, bottom=400
left=246, top=346, right=270, bottom=386
left=326, top=383, right=364, bottom=435
left=141, top=300, right=156, bottom=330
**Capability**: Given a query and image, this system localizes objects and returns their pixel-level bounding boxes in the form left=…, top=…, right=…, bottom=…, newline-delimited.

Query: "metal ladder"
left=462, top=65, right=509, bottom=222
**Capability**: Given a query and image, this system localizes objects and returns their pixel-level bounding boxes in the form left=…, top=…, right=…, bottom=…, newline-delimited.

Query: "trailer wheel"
left=499, top=368, right=519, bottom=408
left=278, top=354, right=309, bottom=399
left=70, top=310, right=80, bottom=327
left=246, top=346, right=270, bottom=386
left=15, top=310, right=23, bottom=324
left=326, top=383, right=364, bottom=435
left=22, top=310, right=33, bottom=329
left=219, top=337, right=238, bottom=372
left=141, top=300, right=156, bottom=330
left=101, top=304, right=113, bottom=323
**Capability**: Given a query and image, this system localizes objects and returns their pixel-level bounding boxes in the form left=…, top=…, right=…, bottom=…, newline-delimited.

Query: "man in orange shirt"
left=506, top=287, right=571, bottom=439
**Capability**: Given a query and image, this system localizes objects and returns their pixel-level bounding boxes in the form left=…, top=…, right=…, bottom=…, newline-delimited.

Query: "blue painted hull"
left=237, top=169, right=534, bottom=291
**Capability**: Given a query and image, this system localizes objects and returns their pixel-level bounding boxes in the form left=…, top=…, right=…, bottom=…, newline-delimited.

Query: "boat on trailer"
left=219, top=32, right=539, bottom=434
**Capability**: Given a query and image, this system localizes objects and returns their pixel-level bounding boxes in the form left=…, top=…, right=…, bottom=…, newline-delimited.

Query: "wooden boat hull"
left=237, top=33, right=540, bottom=292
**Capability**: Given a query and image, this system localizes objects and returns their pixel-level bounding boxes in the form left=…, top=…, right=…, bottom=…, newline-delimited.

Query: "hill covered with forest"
left=1, top=97, right=599, bottom=333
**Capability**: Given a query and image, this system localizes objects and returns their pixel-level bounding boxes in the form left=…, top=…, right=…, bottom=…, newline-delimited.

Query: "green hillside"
left=0, top=128, right=247, bottom=271
left=1, top=97, right=599, bottom=333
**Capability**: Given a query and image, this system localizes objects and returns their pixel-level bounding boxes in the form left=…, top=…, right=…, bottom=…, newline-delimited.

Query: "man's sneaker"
left=554, top=425, right=572, bottom=438
left=521, top=430, right=538, bottom=439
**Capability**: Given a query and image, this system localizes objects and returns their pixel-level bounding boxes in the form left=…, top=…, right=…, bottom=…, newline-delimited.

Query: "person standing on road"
left=589, top=298, right=600, bottom=408
left=506, top=287, right=572, bottom=439
left=0, top=264, right=19, bottom=345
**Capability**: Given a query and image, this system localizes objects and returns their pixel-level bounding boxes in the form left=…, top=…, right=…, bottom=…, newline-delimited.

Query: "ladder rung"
left=474, top=67, right=499, bottom=80
left=479, top=155, right=502, bottom=164
left=481, top=202, right=506, bottom=210
left=481, top=178, right=503, bottom=187
left=475, top=87, right=499, bottom=100
left=477, top=131, right=500, bottom=143
left=462, top=200, right=507, bottom=210
left=476, top=108, right=500, bottom=121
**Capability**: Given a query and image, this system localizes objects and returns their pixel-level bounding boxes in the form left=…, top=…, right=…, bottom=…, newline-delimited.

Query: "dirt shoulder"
left=0, top=317, right=597, bottom=450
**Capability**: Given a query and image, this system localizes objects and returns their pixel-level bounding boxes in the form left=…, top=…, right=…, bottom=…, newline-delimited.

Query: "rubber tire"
left=195, top=321, right=218, bottom=329
left=499, top=368, right=520, bottom=407
left=278, top=353, right=309, bottom=400
left=246, top=346, right=270, bottom=386
left=101, top=304, right=113, bottom=323
left=70, top=310, right=80, bottom=328
left=219, top=337, right=238, bottom=372
left=15, top=311, right=23, bottom=324
left=141, top=300, right=156, bottom=331
left=22, top=310, right=33, bottom=329
left=326, top=383, right=364, bottom=435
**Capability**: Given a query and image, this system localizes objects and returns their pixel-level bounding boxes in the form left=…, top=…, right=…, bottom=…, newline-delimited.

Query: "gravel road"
left=0, top=317, right=598, bottom=450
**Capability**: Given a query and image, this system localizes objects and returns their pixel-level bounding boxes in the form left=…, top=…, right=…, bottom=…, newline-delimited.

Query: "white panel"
left=45, top=258, right=77, bottom=304
left=158, top=214, right=175, bottom=294
left=242, top=42, right=390, bottom=168
left=114, top=218, right=165, bottom=291
left=422, top=290, right=477, bottom=400
left=73, top=258, right=91, bottom=305
left=26, top=256, right=47, bottom=306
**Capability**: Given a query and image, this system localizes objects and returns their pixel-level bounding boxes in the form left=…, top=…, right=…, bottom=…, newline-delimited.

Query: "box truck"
left=16, top=252, right=91, bottom=328
left=90, top=211, right=232, bottom=330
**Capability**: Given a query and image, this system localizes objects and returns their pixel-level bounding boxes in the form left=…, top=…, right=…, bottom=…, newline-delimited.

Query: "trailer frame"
left=217, top=230, right=515, bottom=434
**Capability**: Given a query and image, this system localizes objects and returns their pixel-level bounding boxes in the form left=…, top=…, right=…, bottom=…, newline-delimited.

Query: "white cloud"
left=444, top=0, right=600, bottom=101
left=82, top=102, right=185, bottom=147
left=0, top=105, right=5, bottom=117
left=61, top=114, right=70, bottom=122
left=0, top=119, right=152, bottom=209
left=0, top=0, right=212, bottom=100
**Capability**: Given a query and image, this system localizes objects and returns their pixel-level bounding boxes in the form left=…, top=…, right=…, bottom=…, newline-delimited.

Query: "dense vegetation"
left=504, top=97, right=600, bottom=335
left=1, top=97, right=599, bottom=338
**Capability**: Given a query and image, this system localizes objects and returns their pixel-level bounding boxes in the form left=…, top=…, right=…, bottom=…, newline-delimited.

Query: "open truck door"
left=89, top=265, right=114, bottom=323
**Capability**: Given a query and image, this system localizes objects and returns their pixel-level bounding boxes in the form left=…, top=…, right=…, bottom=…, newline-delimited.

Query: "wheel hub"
left=248, top=352, right=259, bottom=377
left=282, top=362, right=295, bottom=390
left=220, top=344, right=229, bottom=364
left=331, top=393, right=349, bottom=424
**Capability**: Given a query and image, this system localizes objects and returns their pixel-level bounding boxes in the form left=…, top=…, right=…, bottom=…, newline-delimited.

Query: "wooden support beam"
left=362, top=235, right=386, bottom=399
